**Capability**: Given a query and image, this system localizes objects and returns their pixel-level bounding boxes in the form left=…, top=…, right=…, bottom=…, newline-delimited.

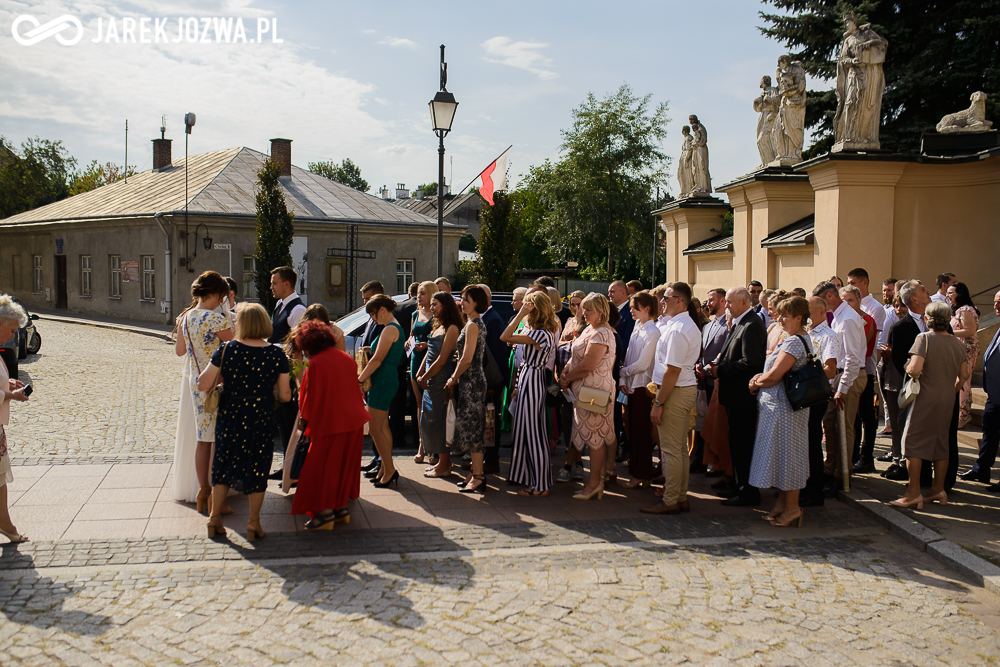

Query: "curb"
left=36, top=314, right=173, bottom=342
left=838, top=488, right=1000, bottom=596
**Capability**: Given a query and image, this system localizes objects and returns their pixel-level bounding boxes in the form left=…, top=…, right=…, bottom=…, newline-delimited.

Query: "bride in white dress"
left=172, top=272, right=233, bottom=510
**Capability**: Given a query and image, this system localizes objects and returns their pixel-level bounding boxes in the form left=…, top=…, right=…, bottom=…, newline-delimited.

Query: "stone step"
left=972, top=385, right=987, bottom=408
left=970, top=405, right=983, bottom=428
left=958, top=427, right=983, bottom=450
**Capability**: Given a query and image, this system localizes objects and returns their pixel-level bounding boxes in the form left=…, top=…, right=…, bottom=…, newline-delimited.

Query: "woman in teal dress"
left=408, top=281, right=437, bottom=463
left=358, top=294, right=406, bottom=488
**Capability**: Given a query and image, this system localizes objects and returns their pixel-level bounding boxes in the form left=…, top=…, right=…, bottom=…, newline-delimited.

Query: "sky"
left=0, top=0, right=800, bottom=199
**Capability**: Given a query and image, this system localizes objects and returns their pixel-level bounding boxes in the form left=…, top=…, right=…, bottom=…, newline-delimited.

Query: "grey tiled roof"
left=683, top=234, right=735, bottom=255
left=0, top=147, right=441, bottom=226
left=761, top=215, right=815, bottom=248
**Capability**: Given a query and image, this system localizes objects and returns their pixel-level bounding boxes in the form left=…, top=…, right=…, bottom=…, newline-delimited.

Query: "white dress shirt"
left=809, top=321, right=844, bottom=388
left=276, top=292, right=307, bottom=329
left=910, top=310, right=928, bottom=333
left=860, top=294, right=885, bottom=374
left=879, top=304, right=897, bottom=348
left=930, top=292, right=948, bottom=304
left=832, top=300, right=866, bottom=394
left=655, top=314, right=672, bottom=335
left=652, top=312, right=701, bottom=388
left=620, top=320, right=660, bottom=391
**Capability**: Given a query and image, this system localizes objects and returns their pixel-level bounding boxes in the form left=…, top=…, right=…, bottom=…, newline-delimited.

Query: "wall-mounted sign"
left=55, top=238, right=64, bottom=254
left=213, top=243, right=231, bottom=250
left=122, top=261, right=139, bottom=282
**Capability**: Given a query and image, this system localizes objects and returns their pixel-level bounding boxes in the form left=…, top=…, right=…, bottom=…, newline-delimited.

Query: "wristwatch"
left=653, top=398, right=663, bottom=408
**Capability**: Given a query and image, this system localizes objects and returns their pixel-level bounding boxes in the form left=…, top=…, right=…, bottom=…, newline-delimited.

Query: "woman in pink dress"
left=947, top=282, right=980, bottom=427
left=558, top=293, right=616, bottom=500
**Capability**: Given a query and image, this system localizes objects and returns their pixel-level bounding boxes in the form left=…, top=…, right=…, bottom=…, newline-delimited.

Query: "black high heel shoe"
left=459, top=474, right=487, bottom=494
left=373, top=471, right=400, bottom=489
left=366, top=466, right=383, bottom=480
left=362, top=458, right=381, bottom=473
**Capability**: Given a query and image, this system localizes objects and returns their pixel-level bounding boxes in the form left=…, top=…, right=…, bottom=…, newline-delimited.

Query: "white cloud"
left=377, top=36, right=417, bottom=49
left=481, top=36, right=556, bottom=80
left=359, top=28, right=375, bottom=34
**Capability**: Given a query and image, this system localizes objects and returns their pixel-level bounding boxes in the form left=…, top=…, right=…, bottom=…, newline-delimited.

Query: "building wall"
left=689, top=253, right=734, bottom=296
left=0, top=215, right=463, bottom=323
left=771, top=247, right=817, bottom=291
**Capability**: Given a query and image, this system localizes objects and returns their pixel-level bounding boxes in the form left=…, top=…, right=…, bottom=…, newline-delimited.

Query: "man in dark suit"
left=963, top=290, right=1000, bottom=489
left=609, top=281, right=635, bottom=458
left=480, top=285, right=510, bottom=474
left=711, top=286, right=766, bottom=506
left=390, top=284, right=419, bottom=448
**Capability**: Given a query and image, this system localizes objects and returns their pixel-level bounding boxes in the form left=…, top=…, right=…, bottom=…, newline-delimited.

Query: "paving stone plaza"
left=3, top=320, right=1000, bottom=665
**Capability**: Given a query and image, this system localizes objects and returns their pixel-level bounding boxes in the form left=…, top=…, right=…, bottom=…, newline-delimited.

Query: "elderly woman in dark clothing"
left=290, top=321, right=371, bottom=529
left=198, top=303, right=291, bottom=541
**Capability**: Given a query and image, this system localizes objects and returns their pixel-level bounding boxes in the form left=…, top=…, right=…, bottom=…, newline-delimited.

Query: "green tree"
left=68, top=160, right=137, bottom=196
left=308, top=158, right=369, bottom=192
left=476, top=189, right=521, bottom=291
left=759, top=0, right=1000, bottom=156
left=0, top=136, right=76, bottom=219
left=413, top=183, right=438, bottom=198
left=510, top=168, right=555, bottom=271
left=458, top=232, right=477, bottom=252
left=253, top=158, right=295, bottom=311
left=532, top=84, right=670, bottom=281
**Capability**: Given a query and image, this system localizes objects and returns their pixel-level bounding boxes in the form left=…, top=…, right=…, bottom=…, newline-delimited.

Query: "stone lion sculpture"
left=936, top=91, right=993, bottom=133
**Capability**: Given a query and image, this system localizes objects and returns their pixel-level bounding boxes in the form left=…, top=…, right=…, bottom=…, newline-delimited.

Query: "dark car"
left=1, top=298, right=41, bottom=379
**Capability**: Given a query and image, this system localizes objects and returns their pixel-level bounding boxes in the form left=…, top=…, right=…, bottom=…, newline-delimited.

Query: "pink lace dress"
left=951, top=305, right=980, bottom=426
left=568, top=325, right=617, bottom=452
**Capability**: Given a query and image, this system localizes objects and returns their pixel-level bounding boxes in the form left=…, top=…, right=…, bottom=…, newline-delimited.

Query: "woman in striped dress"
left=502, top=291, right=561, bottom=496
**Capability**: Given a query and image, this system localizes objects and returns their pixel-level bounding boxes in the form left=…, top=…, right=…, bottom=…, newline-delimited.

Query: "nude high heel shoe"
left=572, top=482, right=604, bottom=500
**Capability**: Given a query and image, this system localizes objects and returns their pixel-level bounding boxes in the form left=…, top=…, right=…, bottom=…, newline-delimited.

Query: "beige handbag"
left=203, top=343, right=226, bottom=414
left=576, top=385, right=612, bottom=415
left=356, top=347, right=372, bottom=393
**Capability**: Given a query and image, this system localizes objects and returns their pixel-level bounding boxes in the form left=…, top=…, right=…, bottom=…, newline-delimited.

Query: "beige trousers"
left=657, top=385, right=698, bottom=507
left=822, top=371, right=866, bottom=479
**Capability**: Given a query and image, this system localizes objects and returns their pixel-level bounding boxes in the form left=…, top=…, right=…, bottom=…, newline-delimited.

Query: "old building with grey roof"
left=0, top=138, right=464, bottom=323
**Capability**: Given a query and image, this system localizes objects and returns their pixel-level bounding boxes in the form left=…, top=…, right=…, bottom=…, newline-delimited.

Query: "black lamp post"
left=184, top=112, right=196, bottom=271
left=190, top=223, right=212, bottom=257
left=429, top=44, right=458, bottom=278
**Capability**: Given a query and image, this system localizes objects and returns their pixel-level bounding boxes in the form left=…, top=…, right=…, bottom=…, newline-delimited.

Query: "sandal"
left=517, top=487, right=550, bottom=497
left=763, top=505, right=785, bottom=521
left=424, top=466, right=453, bottom=478
left=622, top=479, right=650, bottom=489
left=305, top=511, right=337, bottom=530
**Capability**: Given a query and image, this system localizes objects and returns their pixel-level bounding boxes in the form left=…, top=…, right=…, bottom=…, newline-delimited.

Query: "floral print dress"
left=952, top=304, right=980, bottom=426
left=182, top=308, right=230, bottom=441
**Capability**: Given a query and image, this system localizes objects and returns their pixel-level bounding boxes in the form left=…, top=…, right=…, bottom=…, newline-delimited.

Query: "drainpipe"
left=153, top=212, right=172, bottom=322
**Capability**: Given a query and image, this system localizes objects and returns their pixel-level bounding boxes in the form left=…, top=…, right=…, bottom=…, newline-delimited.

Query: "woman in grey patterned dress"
left=748, top=296, right=812, bottom=528
left=445, top=285, right=489, bottom=493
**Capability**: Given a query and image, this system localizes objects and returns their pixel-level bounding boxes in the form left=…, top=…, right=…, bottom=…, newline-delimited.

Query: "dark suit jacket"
left=983, top=329, right=1000, bottom=399
left=614, top=303, right=635, bottom=357
left=481, top=307, right=510, bottom=387
left=888, top=315, right=920, bottom=377
left=395, top=297, right=417, bottom=340
left=361, top=318, right=383, bottom=349
left=716, top=310, right=766, bottom=407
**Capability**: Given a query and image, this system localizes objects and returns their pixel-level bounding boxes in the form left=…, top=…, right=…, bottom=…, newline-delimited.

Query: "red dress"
left=291, top=348, right=371, bottom=518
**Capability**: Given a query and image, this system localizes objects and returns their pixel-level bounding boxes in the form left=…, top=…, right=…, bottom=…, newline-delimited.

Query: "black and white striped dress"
left=509, top=328, right=554, bottom=492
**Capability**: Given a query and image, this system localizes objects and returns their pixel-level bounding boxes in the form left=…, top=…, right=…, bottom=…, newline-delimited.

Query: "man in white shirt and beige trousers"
left=813, top=281, right=867, bottom=487
left=642, top=282, right=703, bottom=515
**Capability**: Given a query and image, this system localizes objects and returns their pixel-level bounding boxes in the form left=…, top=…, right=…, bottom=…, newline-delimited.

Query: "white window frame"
left=109, top=255, right=121, bottom=298
left=243, top=256, right=258, bottom=302
left=396, top=259, right=414, bottom=295
left=141, top=255, right=155, bottom=300
left=80, top=255, right=92, bottom=296
left=32, top=255, right=42, bottom=293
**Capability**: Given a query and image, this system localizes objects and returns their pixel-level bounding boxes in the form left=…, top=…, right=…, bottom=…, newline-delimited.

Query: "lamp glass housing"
left=429, top=91, right=458, bottom=133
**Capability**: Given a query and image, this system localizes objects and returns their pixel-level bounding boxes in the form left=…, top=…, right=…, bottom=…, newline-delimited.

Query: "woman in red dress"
left=291, top=321, right=371, bottom=529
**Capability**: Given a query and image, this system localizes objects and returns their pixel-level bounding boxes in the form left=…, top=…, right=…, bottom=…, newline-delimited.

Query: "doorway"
left=55, top=255, right=67, bottom=309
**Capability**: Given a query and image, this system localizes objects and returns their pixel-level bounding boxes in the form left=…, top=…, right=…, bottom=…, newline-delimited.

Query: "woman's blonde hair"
left=924, top=301, right=953, bottom=332
left=419, top=280, right=438, bottom=300
left=580, top=292, right=610, bottom=327
left=0, top=294, right=27, bottom=328
left=545, top=286, right=563, bottom=313
left=235, top=302, right=272, bottom=340
left=526, top=291, right=560, bottom=334
left=569, top=290, right=585, bottom=302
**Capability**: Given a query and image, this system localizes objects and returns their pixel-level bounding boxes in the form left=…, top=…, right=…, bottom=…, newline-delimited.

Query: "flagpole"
left=458, top=144, right=513, bottom=197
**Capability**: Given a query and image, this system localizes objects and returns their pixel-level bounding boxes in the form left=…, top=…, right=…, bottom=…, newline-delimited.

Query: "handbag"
left=289, top=433, right=310, bottom=480
left=445, top=399, right=457, bottom=445
left=898, top=375, right=921, bottom=409
left=576, top=385, right=612, bottom=415
left=483, top=345, right=505, bottom=388
left=184, top=314, right=226, bottom=414
left=356, top=347, right=372, bottom=393
left=783, top=334, right=834, bottom=411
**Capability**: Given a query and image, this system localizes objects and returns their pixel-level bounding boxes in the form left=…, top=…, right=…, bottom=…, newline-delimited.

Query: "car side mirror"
left=30, top=314, right=39, bottom=321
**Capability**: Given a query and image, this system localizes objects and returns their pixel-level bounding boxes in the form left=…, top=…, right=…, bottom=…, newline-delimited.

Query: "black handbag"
left=482, top=346, right=505, bottom=388
left=289, top=434, right=311, bottom=480
left=783, top=334, right=834, bottom=411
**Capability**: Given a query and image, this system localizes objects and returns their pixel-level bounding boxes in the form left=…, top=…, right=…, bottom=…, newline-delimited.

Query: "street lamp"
left=429, top=44, right=458, bottom=278
left=184, top=112, right=196, bottom=272
left=190, top=223, right=212, bottom=257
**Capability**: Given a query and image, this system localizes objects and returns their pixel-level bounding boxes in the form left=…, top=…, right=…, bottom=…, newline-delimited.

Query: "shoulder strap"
left=794, top=334, right=817, bottom=360
left=183, top=313, right=202, bottom=376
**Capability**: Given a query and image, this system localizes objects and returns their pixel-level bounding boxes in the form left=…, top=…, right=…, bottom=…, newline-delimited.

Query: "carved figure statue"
left=936, top=92, right=993, bottom=133
left=833, top=12, right=888, bottom=151
left=772, top=56, right=807, bottom=165
left=688, top=115, right=712, bottom=195
left=753, top=75, right=780, bottom=167
left=677, top=125, right=694, bottom=197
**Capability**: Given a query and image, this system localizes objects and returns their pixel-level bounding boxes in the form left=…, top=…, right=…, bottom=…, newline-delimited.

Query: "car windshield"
left=335, top=294, right=409, bottom=337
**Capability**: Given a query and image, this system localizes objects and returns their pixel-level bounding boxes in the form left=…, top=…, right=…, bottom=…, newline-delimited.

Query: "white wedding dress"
left=172, top=358, right=201, bottom=503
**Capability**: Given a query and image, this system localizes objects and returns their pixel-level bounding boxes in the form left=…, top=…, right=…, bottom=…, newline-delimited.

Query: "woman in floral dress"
left=173, top=271, right=233, bottom=511
left=445, top=285, right=489, bottom=493
left=947, top=282, right=981, bottom=427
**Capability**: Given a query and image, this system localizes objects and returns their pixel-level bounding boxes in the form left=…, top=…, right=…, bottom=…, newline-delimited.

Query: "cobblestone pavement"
left=9, top=320, right=180, bottom=460
left=2, top=526, right=1000, bottom=666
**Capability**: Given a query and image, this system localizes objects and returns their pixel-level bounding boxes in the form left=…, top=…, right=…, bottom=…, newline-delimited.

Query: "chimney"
left=415, top=189, right=424, bottom=200
left=396, top=183, right=409, bottom=200
left=270, top=138, right=292, bottom=178
left=152, top=138, right=172, bottom=170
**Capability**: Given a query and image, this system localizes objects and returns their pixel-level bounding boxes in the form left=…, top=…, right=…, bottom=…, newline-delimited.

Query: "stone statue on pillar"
left=833, top=12, right=888, bottom=152
left=753, top=75, right=780, bottom=168
left=936, top=92, right=993, bottom=133
left=677, top=125, right=694, bottom=197
left=688, top=115, right=712, bottom=196
left=771, top=56, right=806, bottom=166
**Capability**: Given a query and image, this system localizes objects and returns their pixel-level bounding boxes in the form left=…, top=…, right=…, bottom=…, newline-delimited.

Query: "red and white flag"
left=478, top=147, right=510, bottom=206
